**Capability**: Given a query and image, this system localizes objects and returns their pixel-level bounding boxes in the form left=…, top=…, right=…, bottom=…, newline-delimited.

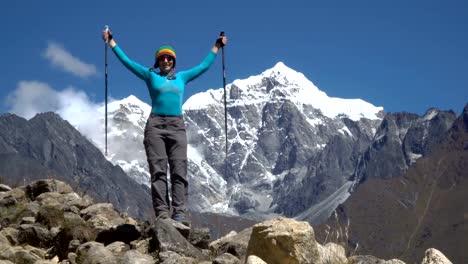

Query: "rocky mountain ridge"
left=0, top=112, right=152, bottom=220
left=317, top=103, right=468, bottom=263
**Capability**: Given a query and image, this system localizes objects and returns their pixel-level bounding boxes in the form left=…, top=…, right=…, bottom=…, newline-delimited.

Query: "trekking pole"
left=104, top=25, right=109, bottom=157
left=220, top=31, right=227, bottom=160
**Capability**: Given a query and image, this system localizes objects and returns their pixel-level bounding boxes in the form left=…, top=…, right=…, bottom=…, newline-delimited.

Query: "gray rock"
left=67, top=252, right=78, bottom=264
left=68, top=239, right=81, bottom=253
left=80, top=203, right=125, bottom=230
left=348, top=255, right=406, bottom=264
left=212, top=227, right=252, bottom=261
left=20, top=216, right=35, bottom=225
left=188, top=227, right=210, bottom=249
left=105, top=241, right=130, bottom=257
left=150, top=219, right=205, bottom=260
left=317, top=242, right=347, bottom=264
left=421, top=248, right=453, bottom=264
left=36, top=191, right=92, bottom=210
left=24, top=179, right=73, bottom=200
left=95, top=224, right=141, bottom=245
left=17, top=224, right=53, bottom=248
left=170, top=219, right=191, bottom=238
left=120, top=250, right=154, bottom=264
left=246, top=255, right=267, bottom=264
left=0, top=232, right=10, bottom=246
left=0, top=184, right=11, bottom=192
left=76, top=241, right=117, bottom=264
left=131, top=238, right=150, bottom=254
left=213, top=253, right=241, bottom=264
left=0, top=244, right=45, bottom=264
left=54, top=213, right=97, bottom=259
left=0, top=227, right=19, bottom=246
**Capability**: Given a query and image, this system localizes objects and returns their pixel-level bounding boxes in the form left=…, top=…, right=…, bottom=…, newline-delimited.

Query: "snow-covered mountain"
left=183, top=62, right=384, bottom=221
left=90, top=62, right=383, bottom=220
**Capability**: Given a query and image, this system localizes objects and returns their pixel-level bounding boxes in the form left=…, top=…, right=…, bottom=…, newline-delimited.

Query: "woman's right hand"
left=102, top=28, right=113, bottom=43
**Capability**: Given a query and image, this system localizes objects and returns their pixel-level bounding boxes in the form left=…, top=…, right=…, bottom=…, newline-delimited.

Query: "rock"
left=170, top=219, right=191, bottom=238
left=0, top=178, right=457, bottom=264
left=213, top=252, right=242, bottom=264
left=131, top=238, right=150, bottom=254
left=96, top=223, right=141, bottom=245
left=0, top=227, right=19, bottom=246
left=34, top=260, right=59, bottom=264
left=0, top=195, right=17, bottom=207
left=120, top=250, right=154, bottom=264
left=348, top=255, right=406, bottom=263
left=54, top=213, right=97, bottom=259
left=0, top=244, right=45, bottom=264
left=246, top=255, right=267, bottom=264
left=159, top=254, right=198, bottom=264
left=80, top=203, right=125, bottom=230
left=105, top=241, right=130, bottom=257
left=24, top=245, right=47, bottom=259
left=1, top=188, right=27, bottom=203
left=189, top=227, right=211, bottom=249
left=150, top=218, right=205, bottom=260
left=0, top=232, right=10, bottom=246
left=75, top=241, right=117, bottom=264
left=36, top=192, right=92, bottom=209
left=317, top=242, right=347, bottom=264
left=24, top=179, right=73, bottom=200
left=0, top=184, right=12, bottom=192
left=67, top=252, right=78, bottom=264
left=68, top=239, right=81, bottom=253
left=158, top=251, right=183, bottom=262
left=421, top=248, right=453, bottom=264
left=215, top=227, right=252, bottom=261
left=17, top=224, right=53, bottom=248
left=209, top=230, right=237, bottom=252
left=36, top=203, right=67, bottom=228
left=20, top=216, right=36, bottom=224
left=246, top=217, right=320, bottom=264
left=158, top=251, right=199, bottom=263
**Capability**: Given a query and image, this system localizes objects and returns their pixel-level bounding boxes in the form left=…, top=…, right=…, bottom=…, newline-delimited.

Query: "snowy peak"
left=107, top=95, right=151, bottom=115
left=261, top=62, right=308, bottom=83
left=423, top=108, right=439, bottom=121
left=104, top=95, right=151, bottom=126
left=184, top=62, right=383, bottom=121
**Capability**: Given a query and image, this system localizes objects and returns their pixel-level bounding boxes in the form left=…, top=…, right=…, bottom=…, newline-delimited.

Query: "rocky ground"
left=0, top=179, right=453, bottom=264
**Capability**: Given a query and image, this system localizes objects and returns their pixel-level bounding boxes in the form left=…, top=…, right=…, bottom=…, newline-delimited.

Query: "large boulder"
left=246, top=217, right=320, bottom=264
left=421, top=248, right=453, bottom=264
left=150, top=218, right=206, bottom=260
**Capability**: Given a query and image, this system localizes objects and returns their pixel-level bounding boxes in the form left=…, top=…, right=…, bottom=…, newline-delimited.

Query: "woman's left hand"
left=216, top=35, right=228, bottom=48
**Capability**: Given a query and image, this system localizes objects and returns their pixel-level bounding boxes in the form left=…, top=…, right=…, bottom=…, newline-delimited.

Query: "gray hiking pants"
left=143, top=114, right=188, bottom=218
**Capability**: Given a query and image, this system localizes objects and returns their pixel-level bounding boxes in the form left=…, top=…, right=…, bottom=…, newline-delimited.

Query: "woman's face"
left=158, top=55, right=174, bottom=74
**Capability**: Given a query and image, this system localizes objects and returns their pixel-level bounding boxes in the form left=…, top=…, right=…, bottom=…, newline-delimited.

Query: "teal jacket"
left=112, top=45, right=216, bottom=116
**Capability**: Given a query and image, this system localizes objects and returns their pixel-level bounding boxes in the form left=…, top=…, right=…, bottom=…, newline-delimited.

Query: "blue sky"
left=1, top=0, right=467, bottom=118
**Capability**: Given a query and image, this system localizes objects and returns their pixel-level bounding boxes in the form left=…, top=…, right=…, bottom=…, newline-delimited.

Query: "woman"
left=102, top=28, right=227, bottom=226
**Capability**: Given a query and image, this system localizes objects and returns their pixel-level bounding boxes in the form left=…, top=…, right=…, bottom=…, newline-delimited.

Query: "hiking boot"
left=172, top=214, right=191, bottom=227
left=156, top=211, right=169, bottom=220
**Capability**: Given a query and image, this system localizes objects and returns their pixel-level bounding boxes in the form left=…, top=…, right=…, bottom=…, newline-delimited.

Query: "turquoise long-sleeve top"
left=112, top=45, right=216, bottom=116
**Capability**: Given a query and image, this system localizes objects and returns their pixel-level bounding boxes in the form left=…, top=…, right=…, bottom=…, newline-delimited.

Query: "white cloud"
left=6, top=81, right=106, bottom=148
left=43, top=41, right=98, bottom=78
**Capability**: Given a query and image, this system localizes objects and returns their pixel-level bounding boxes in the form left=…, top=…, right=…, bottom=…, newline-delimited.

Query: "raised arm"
left=181, top=34, right=228, bottom=83
left=102, top=29, right=150, bottom=80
